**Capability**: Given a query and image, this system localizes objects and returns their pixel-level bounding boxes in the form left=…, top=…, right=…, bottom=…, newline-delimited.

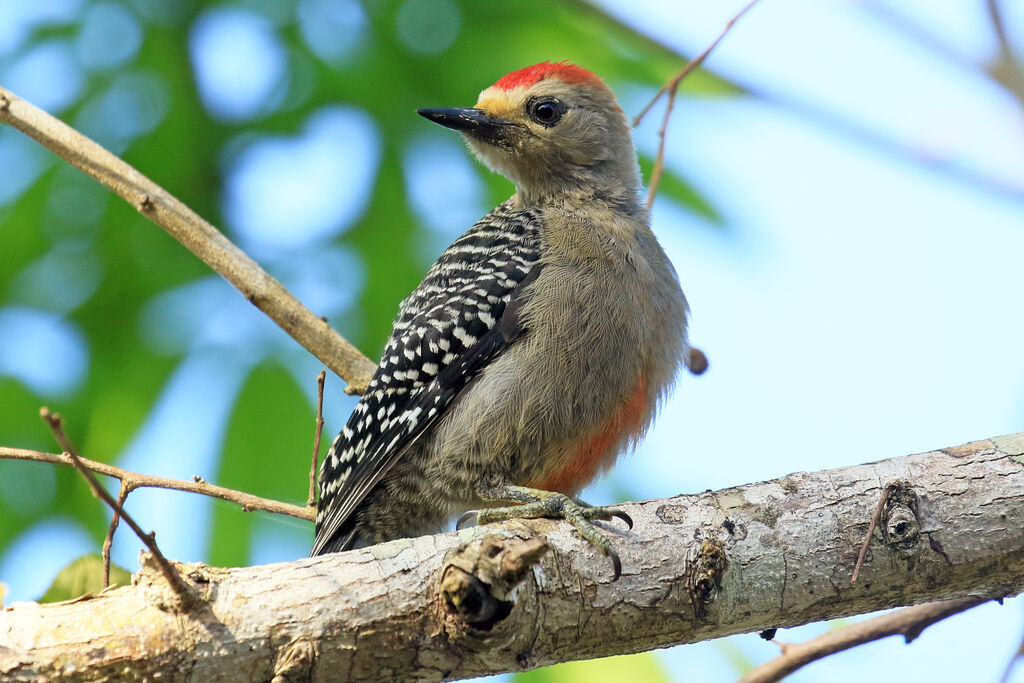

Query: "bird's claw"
left=578, top=505, right=633, bottom=530
left=607, top=546, right=622, bottom=582
left=468, top=487, right=632, bottom=581
left=456, top=510, right=479, bottom=530
left=608, top=509, right=633, bottom=530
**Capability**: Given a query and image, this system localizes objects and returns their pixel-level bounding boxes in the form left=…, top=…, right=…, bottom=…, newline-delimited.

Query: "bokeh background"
left=1, top=1, right=1023, bottom=681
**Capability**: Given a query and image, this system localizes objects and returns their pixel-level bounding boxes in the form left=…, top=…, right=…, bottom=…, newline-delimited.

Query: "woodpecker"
left=313, top=62, right=692, bottom=579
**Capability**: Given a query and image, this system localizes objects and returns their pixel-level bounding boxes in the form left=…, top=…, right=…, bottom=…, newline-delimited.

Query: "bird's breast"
left=525, top=374, right=650, bottom=494
left=423, top=204, right=688, bottom=500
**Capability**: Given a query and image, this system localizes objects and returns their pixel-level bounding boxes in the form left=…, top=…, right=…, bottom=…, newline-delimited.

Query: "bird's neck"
left=513, top=164, right=645, bottom=214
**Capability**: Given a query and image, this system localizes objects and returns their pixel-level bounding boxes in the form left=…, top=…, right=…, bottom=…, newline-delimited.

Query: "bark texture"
left=1, top=434, right=1022, bottom=682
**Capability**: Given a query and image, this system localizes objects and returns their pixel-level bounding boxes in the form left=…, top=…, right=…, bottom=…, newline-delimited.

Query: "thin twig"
left=39, top=408, right=199, bottom=609
left=738, top=596, right=989, bottom=683
left=632, top=0, right=760, bottom=208
left=851, top=481, right=898, bottom=584
left=308, top=370, right=327, bottom=506
left=0, top=446, right=314, bottom=521
left=102, top=481, right=133, bottom=588
left=0, top=87, right=376, bottom=395
left=644, top=87, right=679, bottom=209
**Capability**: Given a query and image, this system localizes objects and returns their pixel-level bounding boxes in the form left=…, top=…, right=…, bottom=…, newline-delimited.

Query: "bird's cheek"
left=467, top=139, right=520, bottom=179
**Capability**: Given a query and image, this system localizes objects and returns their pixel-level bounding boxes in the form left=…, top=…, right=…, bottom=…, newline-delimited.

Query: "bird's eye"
left=528, top=98, right=566, bottom=126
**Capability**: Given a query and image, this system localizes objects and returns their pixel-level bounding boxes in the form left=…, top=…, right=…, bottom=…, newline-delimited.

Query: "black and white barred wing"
left=311, top=204, right=542, bottom=555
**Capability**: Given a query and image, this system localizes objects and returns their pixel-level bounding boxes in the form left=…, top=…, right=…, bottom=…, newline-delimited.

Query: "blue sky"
left=594, top=2, right=1024, bottom=680
left=1, top=1, right=1022, bottom=681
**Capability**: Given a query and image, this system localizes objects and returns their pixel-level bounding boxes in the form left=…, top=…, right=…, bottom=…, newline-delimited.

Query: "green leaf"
left=714, top=636, right=757, bottom=676
left=210, top=362, right=314, bottom=567
left=39, top=554, right=131, bottom=603
left=515, top=652, right=674, bottom=683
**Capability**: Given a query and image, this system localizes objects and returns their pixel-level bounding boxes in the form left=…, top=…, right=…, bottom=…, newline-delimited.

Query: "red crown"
left=492, top=61, right=601, bottom=91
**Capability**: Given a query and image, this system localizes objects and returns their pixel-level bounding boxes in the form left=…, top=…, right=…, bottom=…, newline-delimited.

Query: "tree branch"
left=0, top=87, right=376, bottom=395
left=1, top=433, right=1021, bottom=681
left=0, top=446, right=313, bottom=521
left=739, top=596, right=989, bottom=683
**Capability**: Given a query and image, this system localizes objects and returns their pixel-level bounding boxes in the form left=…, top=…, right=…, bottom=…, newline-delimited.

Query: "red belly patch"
left=530, top=375, right=649, bottom=494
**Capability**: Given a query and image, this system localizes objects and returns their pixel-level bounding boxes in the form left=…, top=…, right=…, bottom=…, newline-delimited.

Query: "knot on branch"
left=439, top=534, right=549, bottom=630
left=684, top=540, right=728, bottom=618
left=136, top=552, right=207, bottom=612
left=272, top=637, right=316, bottom=683
left=881, top=481, right=921, bottom=557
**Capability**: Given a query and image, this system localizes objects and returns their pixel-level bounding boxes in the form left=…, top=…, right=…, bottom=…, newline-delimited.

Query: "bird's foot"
left=458, top=485, right=631, bottom=580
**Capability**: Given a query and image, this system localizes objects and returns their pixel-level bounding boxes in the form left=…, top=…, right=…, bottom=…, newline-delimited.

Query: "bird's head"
left=418, top=62, right=641, bottom=204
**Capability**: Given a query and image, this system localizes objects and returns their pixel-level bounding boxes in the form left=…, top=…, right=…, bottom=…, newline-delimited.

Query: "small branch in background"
left=986, top=0, right=1013, bottom=54
left=39, top=408, right=199, bottom=609
left=102, top=481, right=133, bottom=588
left=0, top=446, right=314, bottom=521
left=579, top=0, right=1024, bottom=203
left=861, top=1, right=975, bottom=71
left=0, top=87, right=376, bottom=395
left=851, top=481, right=898, bottom=583
left=985, top=0, right=1024, bottom=104
left=738, top=597, right=989, bottom=683
left=632, top=0, right=760, bottom=208
left=864, top=0, right=1024, bottom=113
left=1001, top=630, right=1024, bottom=683
left=308, top=370, right=327, bottom=507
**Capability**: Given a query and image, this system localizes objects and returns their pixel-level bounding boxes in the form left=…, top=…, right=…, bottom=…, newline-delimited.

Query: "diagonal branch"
left=0, top=87, right=376, bottom=395
left=632, top=0, right=759, bottom=127
left=0, top=446, right=313, bottom=521
left=738, top=596, right=989, bottom=683
left=850, top=481, right=898, bottom=583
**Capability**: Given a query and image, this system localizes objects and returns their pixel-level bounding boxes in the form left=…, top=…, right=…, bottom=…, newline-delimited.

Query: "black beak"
left=417, top=107, right=516, bottom=142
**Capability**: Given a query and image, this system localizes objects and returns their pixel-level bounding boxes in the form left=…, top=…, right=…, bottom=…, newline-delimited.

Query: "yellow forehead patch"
left=475, top=87, right=521, bottom=121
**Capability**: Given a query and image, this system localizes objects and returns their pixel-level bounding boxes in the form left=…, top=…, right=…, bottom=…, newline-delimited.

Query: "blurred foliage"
left=515, top=652, right=674, bottom=683
left=39, top=554, right=131, bottom=602
left=0, top=1, right=735, bottom=678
